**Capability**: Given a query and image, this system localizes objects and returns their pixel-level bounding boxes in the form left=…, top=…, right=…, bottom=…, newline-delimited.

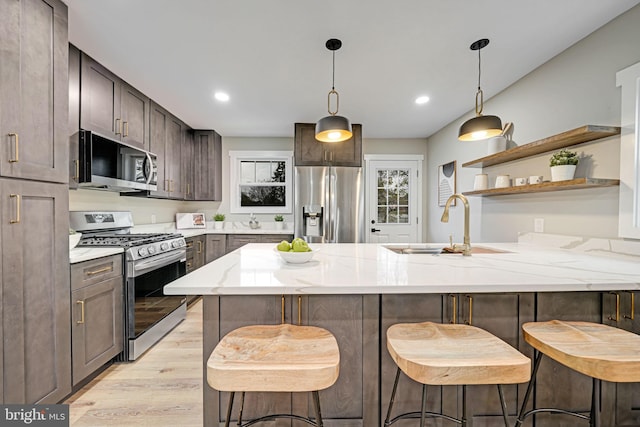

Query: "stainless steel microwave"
left=78, top=130, right=157, bottom=192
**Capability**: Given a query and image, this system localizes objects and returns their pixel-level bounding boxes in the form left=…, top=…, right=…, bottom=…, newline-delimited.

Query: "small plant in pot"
left=274, top=215, right=284, bottom=230
left=213, top=213, right=225, bottom=230
left=549, top=149, right=579, bottom=182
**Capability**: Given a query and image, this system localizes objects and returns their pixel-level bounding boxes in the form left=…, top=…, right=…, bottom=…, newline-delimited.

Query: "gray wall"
left=426, top=4, right=640, bottom=243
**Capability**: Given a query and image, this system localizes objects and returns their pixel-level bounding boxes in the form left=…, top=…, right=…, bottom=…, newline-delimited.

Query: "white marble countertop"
left=70, top=247, right=124, bottom=264
left=132, top=222, right=293, bottom=238
left=163, top=241, right=640, bottom=295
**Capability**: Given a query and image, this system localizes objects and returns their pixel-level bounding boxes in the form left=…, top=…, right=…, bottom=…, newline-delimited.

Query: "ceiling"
left=65, top=0, right=640, bottom=139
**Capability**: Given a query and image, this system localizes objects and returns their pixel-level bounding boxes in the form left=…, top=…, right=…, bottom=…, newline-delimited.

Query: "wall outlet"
left=534, top=218, right=544, bottom=233
left=151, top=214, right=157, bottom=224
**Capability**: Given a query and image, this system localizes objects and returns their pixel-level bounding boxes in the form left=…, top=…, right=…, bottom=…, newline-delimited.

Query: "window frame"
left=229, top=150, right=293, bottom=214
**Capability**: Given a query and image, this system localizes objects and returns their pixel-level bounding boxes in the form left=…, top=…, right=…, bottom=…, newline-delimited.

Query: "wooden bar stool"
left=516, top=320, right=640, bottom=427
left=207, top=323, right=340, bottom=427
left=385, top=322, right=531, bottom=427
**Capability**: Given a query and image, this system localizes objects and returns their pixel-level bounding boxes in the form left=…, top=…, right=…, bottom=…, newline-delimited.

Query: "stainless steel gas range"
left=70, top=211, right=187, bottom=360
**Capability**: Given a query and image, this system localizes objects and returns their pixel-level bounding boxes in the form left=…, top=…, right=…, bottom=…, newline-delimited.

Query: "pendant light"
left=458, top=38, right=503, bottom=141
left=316, top=38, right=353, bottom=143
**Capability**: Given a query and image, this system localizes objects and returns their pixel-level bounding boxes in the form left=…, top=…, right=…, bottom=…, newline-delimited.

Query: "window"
left=377, top=169, right=410, bottom=224
left=229, top=151, right=293, bottom=213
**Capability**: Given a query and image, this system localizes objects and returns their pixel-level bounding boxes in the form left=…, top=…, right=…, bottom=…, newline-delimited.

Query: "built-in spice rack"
left=462, top=125, right=620, bottom=168
left=461, top=125, right=621, bottom=197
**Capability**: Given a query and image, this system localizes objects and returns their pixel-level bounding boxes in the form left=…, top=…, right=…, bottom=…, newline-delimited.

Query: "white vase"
left=550, top=165, right=576, bottom=182
left=275, top=222, right=284, bottom=230
left=214, top=221, right=224, bottom=230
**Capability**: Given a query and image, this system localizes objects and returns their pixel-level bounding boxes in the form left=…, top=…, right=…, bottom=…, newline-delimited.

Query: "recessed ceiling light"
left=214, top=91, right=230, bottom=102
left=415, top=96, right=430, bottom=105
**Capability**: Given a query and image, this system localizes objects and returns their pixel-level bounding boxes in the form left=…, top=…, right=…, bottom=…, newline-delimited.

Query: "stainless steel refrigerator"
left=294, top=166, right=365, bottom=243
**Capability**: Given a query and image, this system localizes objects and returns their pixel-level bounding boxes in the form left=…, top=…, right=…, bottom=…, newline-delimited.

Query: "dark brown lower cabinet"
left=186, top=235, right=205, bottom=273
left=205, top=234, right=226, bottom=263
left=70, top=254, right=124, bottom=385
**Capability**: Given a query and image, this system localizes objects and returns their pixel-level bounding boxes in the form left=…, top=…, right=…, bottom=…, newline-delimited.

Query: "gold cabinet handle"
left=449, top=294, right=457, bottom=324
left=464, top=295, right=473, bottom=325
left=9, top=194, right=20, bottom=224
left=76, top=300, right=85, bottom=324
left=123, top=121, right=129, bottom=137
left=8, top=133, right=19, bottom=162
left=186, top=183, right=190, bottom=195
left=298, top=295, right=302, bottom=326
left=624, top=291, right=635, bottom=320
left=197, top=240, right=203, bottom=254
left=608, top=292, right=620, bottom=322
left=73, top=159, right=80, bottom=181
left=86, top=265, right=112, bottom=276
left=115, top=118, right=122, bottom=135
left=281, top=295, right=286, bottom=324
left=186, top=261, right=192, bottom=268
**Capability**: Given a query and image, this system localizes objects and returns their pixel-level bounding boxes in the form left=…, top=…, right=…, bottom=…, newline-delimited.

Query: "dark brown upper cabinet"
left=294, top=123, right=362, bottom=167
left=192, top=130, right=222, bottom=201
left=80, top=52, right=149, bottom=150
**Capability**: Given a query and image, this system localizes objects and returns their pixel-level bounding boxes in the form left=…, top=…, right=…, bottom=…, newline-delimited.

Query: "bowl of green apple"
left=274, top=238, right=317, bottom=264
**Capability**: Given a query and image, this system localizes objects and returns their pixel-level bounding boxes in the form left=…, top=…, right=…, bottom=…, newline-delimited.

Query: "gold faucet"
left=440, top=193, right=472, bottom=256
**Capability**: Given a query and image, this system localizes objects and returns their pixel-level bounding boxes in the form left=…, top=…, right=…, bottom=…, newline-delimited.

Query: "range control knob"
left=172, top=240, right=180, bottom=248
left=160, top=242, right=169, bottom=251
left=138, top=247, right=148, bottom=257
left=147, top=246, right=156, bottom=255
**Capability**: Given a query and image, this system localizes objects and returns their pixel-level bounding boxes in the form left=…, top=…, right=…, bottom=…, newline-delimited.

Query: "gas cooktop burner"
left=78, top=233, right=183, bottom=248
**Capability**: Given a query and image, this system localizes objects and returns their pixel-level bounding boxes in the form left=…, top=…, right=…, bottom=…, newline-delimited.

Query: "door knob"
left=371, top=228, right=381, bottom=233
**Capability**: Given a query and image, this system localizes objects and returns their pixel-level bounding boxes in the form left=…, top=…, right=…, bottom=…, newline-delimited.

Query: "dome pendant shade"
left=458, top=115, right=503, bottom=141
left=316, top=115, right=352, bottom=142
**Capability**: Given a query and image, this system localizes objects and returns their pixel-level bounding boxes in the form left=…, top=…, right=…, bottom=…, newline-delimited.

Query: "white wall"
left=426, top=4, right=640, bottom=243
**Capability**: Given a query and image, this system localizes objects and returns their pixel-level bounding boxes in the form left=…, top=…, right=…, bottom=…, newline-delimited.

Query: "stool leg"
left=461, top=385, right=467, bottom=427
left=420, top=384, right=427, bottom=427
left=312, top=390, right=324, bottom=427
left=590, top=378, right=601, bottom=427
left=224, top=392, right=235, bottom=427
left=515, top=350, right=543, bottom=426
left=384, top=367, right=402, bottom=426
left=497, top=384, right=509, bottom=427
left=237, top=392, right=245, bottom=426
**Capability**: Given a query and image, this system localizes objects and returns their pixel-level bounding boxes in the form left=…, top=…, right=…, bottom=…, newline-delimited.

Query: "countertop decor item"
left=274, top=214, right=284, bottom=230
left=458, top=39, right=503, bottom=141
left=550, top=149, right=579, bottom=182
left=274, top=247, right=317, bottom=264
left=176, top=213, right=206, bottom=229
left=315, top=38, right=353, bottom=143
left=213, top=213, right=225, bottom=230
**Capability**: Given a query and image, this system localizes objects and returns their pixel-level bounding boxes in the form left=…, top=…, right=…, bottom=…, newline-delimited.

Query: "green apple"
left=292, top=239, right=310, bottom=252
left=276, top=240, right=291, bottom=252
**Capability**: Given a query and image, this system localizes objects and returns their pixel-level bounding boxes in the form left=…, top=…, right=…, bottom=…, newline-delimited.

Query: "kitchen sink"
left=383, top=245, right=511, bottom=255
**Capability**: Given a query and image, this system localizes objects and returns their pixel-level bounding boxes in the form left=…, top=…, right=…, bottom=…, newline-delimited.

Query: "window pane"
left=240, top=161, right=255, bottom=183
left=388, top=170, right=398, bottom=188
left=377, top=207, right=387, bottom=224
left=255, top=161, right=271, bottom=182
left=398, top=170, right=409, bottom=188
left=378, top=188, right=387, bottom=205
left=240, top=185, right=286, bottom=207
left=399, top=188, right=408, bottom=206
left=388, top=188, right=398, bottom=205
left=272, top=161, right=286, bottom=183
left=377, top=170, right=387, bottom=188
left=399, top=207, right=409, bottom=223
left=388, top=206, right=398, bottom=223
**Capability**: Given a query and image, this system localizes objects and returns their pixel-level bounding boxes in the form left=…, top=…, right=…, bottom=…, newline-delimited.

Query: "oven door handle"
left=131, top=250, right=186, bottom=277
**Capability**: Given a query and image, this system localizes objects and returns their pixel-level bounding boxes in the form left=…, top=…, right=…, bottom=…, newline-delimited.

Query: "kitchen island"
left=164, top=240, right=640, bottom=427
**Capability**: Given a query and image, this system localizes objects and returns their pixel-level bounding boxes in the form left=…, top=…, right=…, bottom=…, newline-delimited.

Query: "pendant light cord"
left=332, top=50, right=336, bottom=91
left=477, top=47, right=482, bottom=92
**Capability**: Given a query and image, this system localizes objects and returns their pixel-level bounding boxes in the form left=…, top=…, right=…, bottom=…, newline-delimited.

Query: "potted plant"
left=274, top=214, right=284, bottom=230
left=213, top=213, right=225, bottom=230
left=549, top=149, right=579, bottom=182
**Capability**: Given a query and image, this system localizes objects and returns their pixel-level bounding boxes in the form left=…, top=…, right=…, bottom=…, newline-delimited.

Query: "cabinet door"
left=149, top=102, right=169, bottom=197
left=182, top=129, right=195, bottom=200
left=166, top=116, right=185, bottom=199
left=71, top=276, right=124, bottom=385
left=69, top=43, right=81, bottom=189
left=331, top=123, right=362, bottom=167
left=205, top=234, right=227, bottom=263
left=260, top=234, right=294, bottom=244
left=0, top=0, right=68, bottom=183
left=534, top=292, right=602, bottom=427
left=452, top=293, right=535, bottom=426
left=293, top=294, right=378, bottom=426
left=193, top=130, right=222, bottom=201
left=603, top=291, right=640, bottom=427
left=120, top=82, right=149, bottom=150
left=2, top=179, right=70, bottom=403
left=294, top=123, right=326, bottom=166
left=381, top=294, right=444, bottom=427
left=80, top=52, right=121, bottom=140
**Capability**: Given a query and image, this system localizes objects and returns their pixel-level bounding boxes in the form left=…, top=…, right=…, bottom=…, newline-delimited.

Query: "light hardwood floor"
left=65, top=300, right=203, bottom=426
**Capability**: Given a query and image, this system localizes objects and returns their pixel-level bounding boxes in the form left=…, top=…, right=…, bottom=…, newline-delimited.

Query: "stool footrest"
left=516, top=407, right=591, bottom=425
left=385, top=411, right=462, bottom=426
left=238, top=413, right=321, bottom=427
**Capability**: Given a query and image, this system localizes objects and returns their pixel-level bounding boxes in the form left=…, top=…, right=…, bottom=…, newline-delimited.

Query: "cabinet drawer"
left=71, top=255, right=123, bottom=291
left=260, top=234, right=293, bottom=244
